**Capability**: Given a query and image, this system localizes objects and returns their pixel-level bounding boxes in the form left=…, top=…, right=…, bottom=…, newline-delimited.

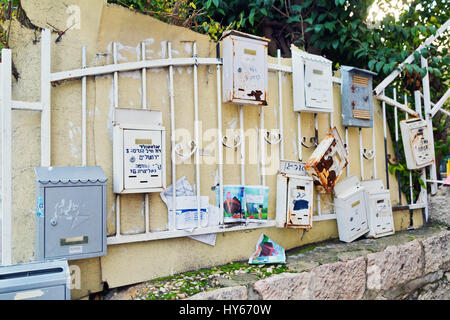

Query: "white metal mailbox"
left=35, top=166, right=107, bottom=261
left=334, top=175, right=370, bottom=243
left=276, top=160, right=313, bottom=229
left=113, top=108, right=166, bottom=194
left=305, top=127, right=348, bottom=193
left=222, top=30, right=269, bottom=106
left=292, top=46, right=334, bottom=113
left=0, top=259, right=71, bottom=300
left=360, top=179, right=395, bottom=238
left=400, top=118, right=434, bottom=169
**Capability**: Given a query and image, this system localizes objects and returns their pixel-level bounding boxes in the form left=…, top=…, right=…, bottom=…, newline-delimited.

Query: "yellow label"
left=135, top=139, right=152, bottom=145
left=244, top=48, right=256, bottom=56
left=351, top=200, right=360, bottom=208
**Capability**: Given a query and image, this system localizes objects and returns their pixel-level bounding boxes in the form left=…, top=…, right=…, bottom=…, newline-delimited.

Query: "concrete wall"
left=5, top=0, right=423, bottom=299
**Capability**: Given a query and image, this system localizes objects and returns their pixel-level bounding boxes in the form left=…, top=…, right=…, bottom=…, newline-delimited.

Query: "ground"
left=101, top=220, right=449, bottom=300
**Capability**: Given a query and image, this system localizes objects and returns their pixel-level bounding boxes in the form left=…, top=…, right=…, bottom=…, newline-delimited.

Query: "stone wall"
left=187, top=231, right=450, bottom=300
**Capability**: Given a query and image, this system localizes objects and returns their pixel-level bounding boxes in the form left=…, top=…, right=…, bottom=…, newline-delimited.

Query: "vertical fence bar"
left=372, top=118, right=377, bottom=179
left=141, top=42, right=150, bottom=234
left=260, top=106, right=266, bottom=186
left=193, top=43, right=201, bottom=228
left=314, top=113, right=321, bottom=217
left=41, top=28, right=51, bottom=167
left=359, top=128, right=364, bottom=180
left=393, top=88, right=401, bottom=204
left=404, top=94, right=414, bottom=204
left=345, top=127, right=349, bottom=177
left=81, top=46, right=87, bottom=167
left=382, top=89, right=389, bottom=189
left=277, top=49, right=284, bottom=160
left=240, top=104, right=245, bottom=186
left=421, top=56, right=438, bottom=195
left=216, top=63, right=224, bottom=225
left=113, top=42, right=121, bottom=237
left=1, top=49, right=12, bottom=265
left=297, top=113, right=302, bottom=161
left=414, top=90, right=429, bottom=221
left=168, top=42, right=177, bottom=231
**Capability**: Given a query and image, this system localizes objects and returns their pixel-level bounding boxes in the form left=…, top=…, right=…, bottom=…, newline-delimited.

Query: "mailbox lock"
left=129, top=156, right=136, bottom=163
left=364, top=96, right=369, bottom=102
left=307, top=82, right=312, bottom=87
left=50, top=218, right=57, bottom=227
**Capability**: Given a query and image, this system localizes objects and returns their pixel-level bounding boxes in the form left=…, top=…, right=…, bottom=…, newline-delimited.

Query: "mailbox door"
left=350, top=73, right=372, bottom=122
left=304, top=60, right=332, bottom=110
left=372, top=196, right=394, bottom=235
left=410, top=126, right=433, bottom=167
left=346, top=192, right=367, bottom=236
left=123, top=129, right=163, bottom=190
left=44, top=186, right=103, bottom=259
left=287, top=177, right=313, bottom=227
left=0, top=285, right=66, bottom=300
left=233, top=38, right=266, bottom=102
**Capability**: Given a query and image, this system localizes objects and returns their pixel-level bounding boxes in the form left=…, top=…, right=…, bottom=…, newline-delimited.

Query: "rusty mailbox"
left=360, top=179, right=395, bottom=239
left=292, top=46, right=334, bottom=113
left=276, top=160, right=314, bottom=229
left=334, top=175, right=370, bottom=243
left=222, top=30, right=269, bottom=106
left=341, top=66, right=377, bottom=128
left=305, top=127, right=348, bottom=193
left=400, top=117, right=435, bottom=169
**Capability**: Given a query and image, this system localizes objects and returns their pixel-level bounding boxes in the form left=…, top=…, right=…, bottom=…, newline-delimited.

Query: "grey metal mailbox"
left=341, top=66, right=377, bottom=128
left=35, top=166, right=107, bottom=261
left=0, top=259, right=70, bottom=300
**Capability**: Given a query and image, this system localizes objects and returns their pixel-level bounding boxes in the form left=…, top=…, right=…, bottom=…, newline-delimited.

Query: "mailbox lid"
left=35, top=166, right=107, bottom=184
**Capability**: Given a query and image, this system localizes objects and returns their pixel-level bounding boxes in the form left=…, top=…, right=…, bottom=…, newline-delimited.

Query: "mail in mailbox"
left=305, top=127, right=348, bottom=193
left=35, top=166, right=107, bottom=261
left=400, top=117, right=434, bottom=169
left=222, top=30, right=270, bottom=106
left=340, top=66, right=377, bottom=128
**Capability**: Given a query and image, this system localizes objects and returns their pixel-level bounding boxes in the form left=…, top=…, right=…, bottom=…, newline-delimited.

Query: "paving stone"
left=253, top=272, right=313, bottom=300
left=366, top=240, right=423, bottom=292
left=186, top=286, right=248, bottom=300
left=311, top=256, right=366, bottom=300
left=422, top=231, right=450, bottom=274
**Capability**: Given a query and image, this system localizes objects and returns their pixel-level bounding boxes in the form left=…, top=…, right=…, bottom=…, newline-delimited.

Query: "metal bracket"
left=174, top=141, right=198, bottom=161
left=387, top=154, right=399, bottom=166
left=222, top=135, right=242, bottom=150
left=362, top=148, right=375, bottom=160
left=264, top=130, right=282, bottom=145
left=301, top=136, right=318, bottom=149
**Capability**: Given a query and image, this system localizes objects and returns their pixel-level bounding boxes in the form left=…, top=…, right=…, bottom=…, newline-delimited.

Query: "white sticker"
left=14, top=290, right=44, bottom=300
left=69, top=246, right=83, bottom=255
